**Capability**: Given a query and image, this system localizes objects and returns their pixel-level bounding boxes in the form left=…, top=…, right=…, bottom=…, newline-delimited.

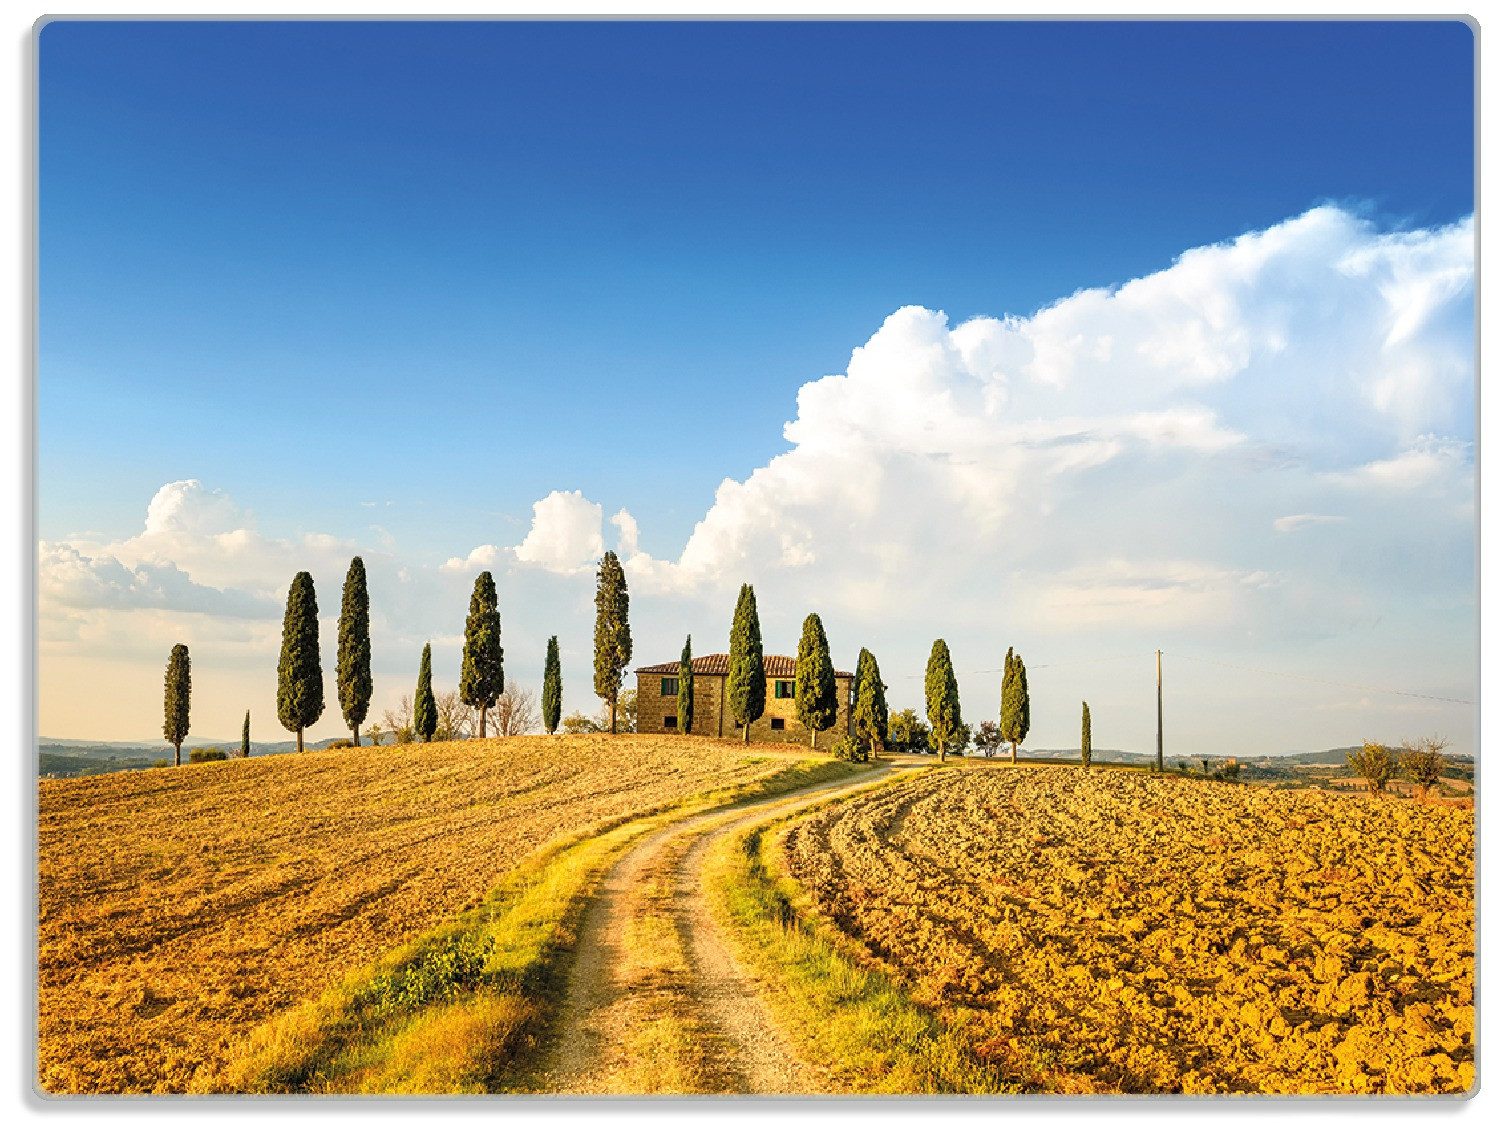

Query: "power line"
left=1166, top=651, right=1475, bottom=706
left=897, top=653, right=1146, bottom=679
left=896, top=650, right=1472, bottom=706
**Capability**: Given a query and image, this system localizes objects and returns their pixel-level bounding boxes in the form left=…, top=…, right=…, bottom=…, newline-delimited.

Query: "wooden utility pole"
left=1155, top=649, right=1164, bottom=772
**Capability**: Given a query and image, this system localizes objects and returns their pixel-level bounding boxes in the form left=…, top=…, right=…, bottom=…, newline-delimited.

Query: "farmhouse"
left=634, top=653, right=854, bottom=744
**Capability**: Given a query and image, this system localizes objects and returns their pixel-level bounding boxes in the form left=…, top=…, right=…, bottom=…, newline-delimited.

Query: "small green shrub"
left=830, top=733, right=869, bottom=763
left=189, top=748, right=228, bottom=763
left=1400, top=736, right=1448, bottom=796
left=326, top=739, right=355, bottom=750
left=1347, top=740, right=1395, bottom=795
left=355, top=932, right=495, bottom=1020
left=887, top=709, right=931, bottom=754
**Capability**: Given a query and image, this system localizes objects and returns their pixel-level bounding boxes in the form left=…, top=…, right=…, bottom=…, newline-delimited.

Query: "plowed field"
left=782, top=766, right=1474, bottom=1094
left=38, top=734, right=805, bottom=1094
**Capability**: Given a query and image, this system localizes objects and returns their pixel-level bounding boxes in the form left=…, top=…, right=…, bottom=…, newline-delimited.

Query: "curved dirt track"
left=529, top=762, right=910, bottom=1094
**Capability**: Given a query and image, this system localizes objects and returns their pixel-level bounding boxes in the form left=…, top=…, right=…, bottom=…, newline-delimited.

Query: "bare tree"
left=383, top=694, right=415, bottom=744
left=434, top=690, right=478, bottom=742
left=491, top=685, right=541, bottom=737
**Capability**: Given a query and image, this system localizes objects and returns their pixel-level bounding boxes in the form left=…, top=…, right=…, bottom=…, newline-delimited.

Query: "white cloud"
left=38, top=542, right=279, bottom=619
left=1030, top=560, right=1268, bottom=631
left=87, top=478, right=357, bottom=594
left=1273, top=514, right=1348, bottom=534
left=1332, top=435, right=1472, bottom=493
left=440, top=544, right=503, bottom=573
left=512, top=489, right=605, bottom=575
left=40, top=206, right=1475, bottom=756
left=611, top=509, right=640, bottom=556
left=616, top=207, right=1472, bottom=625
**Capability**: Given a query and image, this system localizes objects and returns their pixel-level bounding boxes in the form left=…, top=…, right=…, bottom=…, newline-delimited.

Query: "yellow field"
left=37, top=734, right=807, bottom=1094
left=781, top=766, right=1474, bottom=1094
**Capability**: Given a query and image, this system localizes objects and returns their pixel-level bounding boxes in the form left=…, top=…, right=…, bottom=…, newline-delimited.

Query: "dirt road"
left=527, top=762, right=909, bottom=1094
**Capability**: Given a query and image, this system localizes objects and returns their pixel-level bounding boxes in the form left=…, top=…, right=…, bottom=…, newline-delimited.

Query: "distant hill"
left=964, top=744, right=1472, bottom=767
left=37, top=736, right=346, bottom=778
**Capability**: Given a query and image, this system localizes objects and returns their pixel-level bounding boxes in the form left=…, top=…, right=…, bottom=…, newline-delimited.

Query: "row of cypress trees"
left=401, top=567, right=571, bottom=743
left=161, top=545, right=1039, bottom=760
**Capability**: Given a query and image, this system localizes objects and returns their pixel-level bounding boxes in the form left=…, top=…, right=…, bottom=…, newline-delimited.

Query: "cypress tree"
left=677, top=635, right=695, bottom=734
left=276, top=572, right=324, bottom=753
left=542, top=636, right=562, bottom=735
left=727, top=583, right=765, bottom=744
left=241, top=710, right=250, bottom=758
left=413, top=643, right=437, bottom=743
left=794, top=613, right=837, bottom=750
left=163, top=643, right=191, bottom=766
left=852, top=647, right=889, bottom=759
left=336, top=556, right=372, bottom=746
left=593, top=551, right=632, bottom=733
left=925, top=638, right=961, bottom=763
left=1081, top=700, right=1092, bottom=771
left=460, top=571, right=505, bottom=738
left=1001, top=646, right=1031, bottom=764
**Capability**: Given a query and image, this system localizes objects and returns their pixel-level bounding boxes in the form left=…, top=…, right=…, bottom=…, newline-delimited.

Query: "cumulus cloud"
left=512, top=490, right=605, bottom=574
left=73, top=478, right=359, bottom=594
left=613, top=206, right=1472, bottom=635
left=39, top=543, right=279, bottom=618
left=440, top=544, right=504, bottom=574
left=611, top=509, right=641, bottom=556
left=41, top=205, right=1475, bottom=755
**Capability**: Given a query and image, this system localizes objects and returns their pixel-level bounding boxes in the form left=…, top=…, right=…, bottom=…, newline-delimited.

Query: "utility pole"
left=1155, top=649, right=1164, bottom=772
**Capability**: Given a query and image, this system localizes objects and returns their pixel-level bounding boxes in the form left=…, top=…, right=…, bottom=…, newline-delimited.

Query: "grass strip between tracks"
left=210, top=757, right=861, bottom=1094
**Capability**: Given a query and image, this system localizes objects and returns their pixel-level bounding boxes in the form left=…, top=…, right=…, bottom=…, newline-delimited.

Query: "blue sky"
left=38, top=20, right=1476, bottom=749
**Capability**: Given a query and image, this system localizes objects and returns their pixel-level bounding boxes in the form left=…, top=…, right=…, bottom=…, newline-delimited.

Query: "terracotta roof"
left=636, top=653, right=852, bottom=679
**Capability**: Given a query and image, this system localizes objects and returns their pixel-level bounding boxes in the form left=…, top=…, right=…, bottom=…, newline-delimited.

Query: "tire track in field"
left=529, top=763, right=908, bottom=1094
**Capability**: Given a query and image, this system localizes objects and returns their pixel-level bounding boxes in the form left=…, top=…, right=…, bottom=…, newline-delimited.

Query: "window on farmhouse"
left=774, top=680, right=794, bottom=699
left=664, top=715, right=678, bottom=729
left=770, top=717, right=786, bottom=730
left=661, top=677, right=679, bottom=697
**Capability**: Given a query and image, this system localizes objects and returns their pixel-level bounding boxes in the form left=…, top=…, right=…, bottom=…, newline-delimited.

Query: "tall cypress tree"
left=276, top=572, right=324, bottom=753
left=163, top=644, right=191, bottom=767
left=1081, top=700, right=1092, bottom=771
left=852, top=647, right=889, bottom=758
left=593, top=551, right=632, bottom=733
left=337, top=556, right=372, bottom=746
left=413, top=643, right=437, bottom=743
left=460, top=571, right=505, bottom=738
left=677, top=635, right=695, bottom=734
left=794, top=613, right=837, bottom=750
left=542, top=636, right=562, bottom=735
left=241, top=710, right=251, bottom=758
left=1001, top=649, right=1031, bottom=764
left=728, top=584, right=765, bottom=744
left=925, top=638, right=961, bottom=763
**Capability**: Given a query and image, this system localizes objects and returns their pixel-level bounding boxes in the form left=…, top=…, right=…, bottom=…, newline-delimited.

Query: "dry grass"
left=781, top=766, right=1475, bottom=1094
left=213, top=757, right=853, bottom=1094
left=37, top=733, right=812, bottom=1094
left=606, top=834, right=724, bottom=1093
